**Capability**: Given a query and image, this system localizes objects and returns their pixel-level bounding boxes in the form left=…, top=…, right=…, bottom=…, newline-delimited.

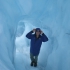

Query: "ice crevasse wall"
left=0, top=0, right=70, bottom=70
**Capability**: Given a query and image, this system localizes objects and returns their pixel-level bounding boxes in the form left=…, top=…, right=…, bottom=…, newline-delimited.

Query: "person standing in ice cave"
left=26, top=28, right=48, bottom=67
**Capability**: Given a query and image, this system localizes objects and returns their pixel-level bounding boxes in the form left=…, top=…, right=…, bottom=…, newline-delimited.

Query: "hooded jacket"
left=26, top=30, right=48, bottom=56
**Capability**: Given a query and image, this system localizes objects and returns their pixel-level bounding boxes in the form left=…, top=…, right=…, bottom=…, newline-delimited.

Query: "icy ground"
left=15, top=47, right=45, bottom=70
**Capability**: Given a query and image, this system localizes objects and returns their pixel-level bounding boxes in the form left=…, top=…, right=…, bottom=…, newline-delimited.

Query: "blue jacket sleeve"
left=41, top=33, right=48, bottom=42
left=26, top=31, right=33, bottom=39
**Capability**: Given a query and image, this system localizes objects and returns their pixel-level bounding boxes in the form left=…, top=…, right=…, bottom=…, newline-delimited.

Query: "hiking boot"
left=30, top=61, right=34, bottom=66
left=34, top=62, right=37, bottom=67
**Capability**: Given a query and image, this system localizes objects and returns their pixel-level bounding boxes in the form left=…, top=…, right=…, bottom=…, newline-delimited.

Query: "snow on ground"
left=15, top=46, right=46, bottom=70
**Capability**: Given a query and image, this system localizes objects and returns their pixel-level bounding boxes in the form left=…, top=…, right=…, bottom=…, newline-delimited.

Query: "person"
left=26, top=28, right=48, bottom=67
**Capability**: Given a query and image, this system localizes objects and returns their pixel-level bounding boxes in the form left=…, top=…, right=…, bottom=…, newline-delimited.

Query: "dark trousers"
left=30, top=53, right=38, bottom=63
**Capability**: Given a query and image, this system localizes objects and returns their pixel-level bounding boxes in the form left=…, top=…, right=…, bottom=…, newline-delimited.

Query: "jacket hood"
left=36, top=28, right=41, bottom=32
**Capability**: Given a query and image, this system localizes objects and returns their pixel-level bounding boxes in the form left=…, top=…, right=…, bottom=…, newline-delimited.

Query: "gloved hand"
left=40, top=30, right=44, bottom=35
left=32, top=29, right=36, bottom=33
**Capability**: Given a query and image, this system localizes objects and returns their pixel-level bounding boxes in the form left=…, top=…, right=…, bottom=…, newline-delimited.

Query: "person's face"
left=36, top=30, right=41, bottom=36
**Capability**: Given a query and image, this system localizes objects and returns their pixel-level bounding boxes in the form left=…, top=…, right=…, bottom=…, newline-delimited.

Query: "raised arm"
left=41, top=31, right=48, bottom=42
left=26, top=31, right=33, bottom=39
left=26, top=29, right=36, bottom=39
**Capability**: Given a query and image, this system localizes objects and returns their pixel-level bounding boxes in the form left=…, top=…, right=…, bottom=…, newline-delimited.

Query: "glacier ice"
left=0, top=0, right=70, bottom=70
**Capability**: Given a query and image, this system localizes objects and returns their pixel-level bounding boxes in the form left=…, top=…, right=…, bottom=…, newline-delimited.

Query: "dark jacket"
left=26, top=31, right=48, bottom=56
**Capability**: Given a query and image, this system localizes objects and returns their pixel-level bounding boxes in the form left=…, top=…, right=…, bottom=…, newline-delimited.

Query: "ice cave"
left=0, top=0, right=70, bottom=70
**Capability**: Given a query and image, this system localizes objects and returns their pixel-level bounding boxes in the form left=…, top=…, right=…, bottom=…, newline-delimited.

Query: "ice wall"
left=0, top=0, right=22, bottom=70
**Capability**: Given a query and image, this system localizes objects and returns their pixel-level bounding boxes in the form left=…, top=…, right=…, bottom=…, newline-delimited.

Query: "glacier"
left=0, top=0, right=70, bottom=70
